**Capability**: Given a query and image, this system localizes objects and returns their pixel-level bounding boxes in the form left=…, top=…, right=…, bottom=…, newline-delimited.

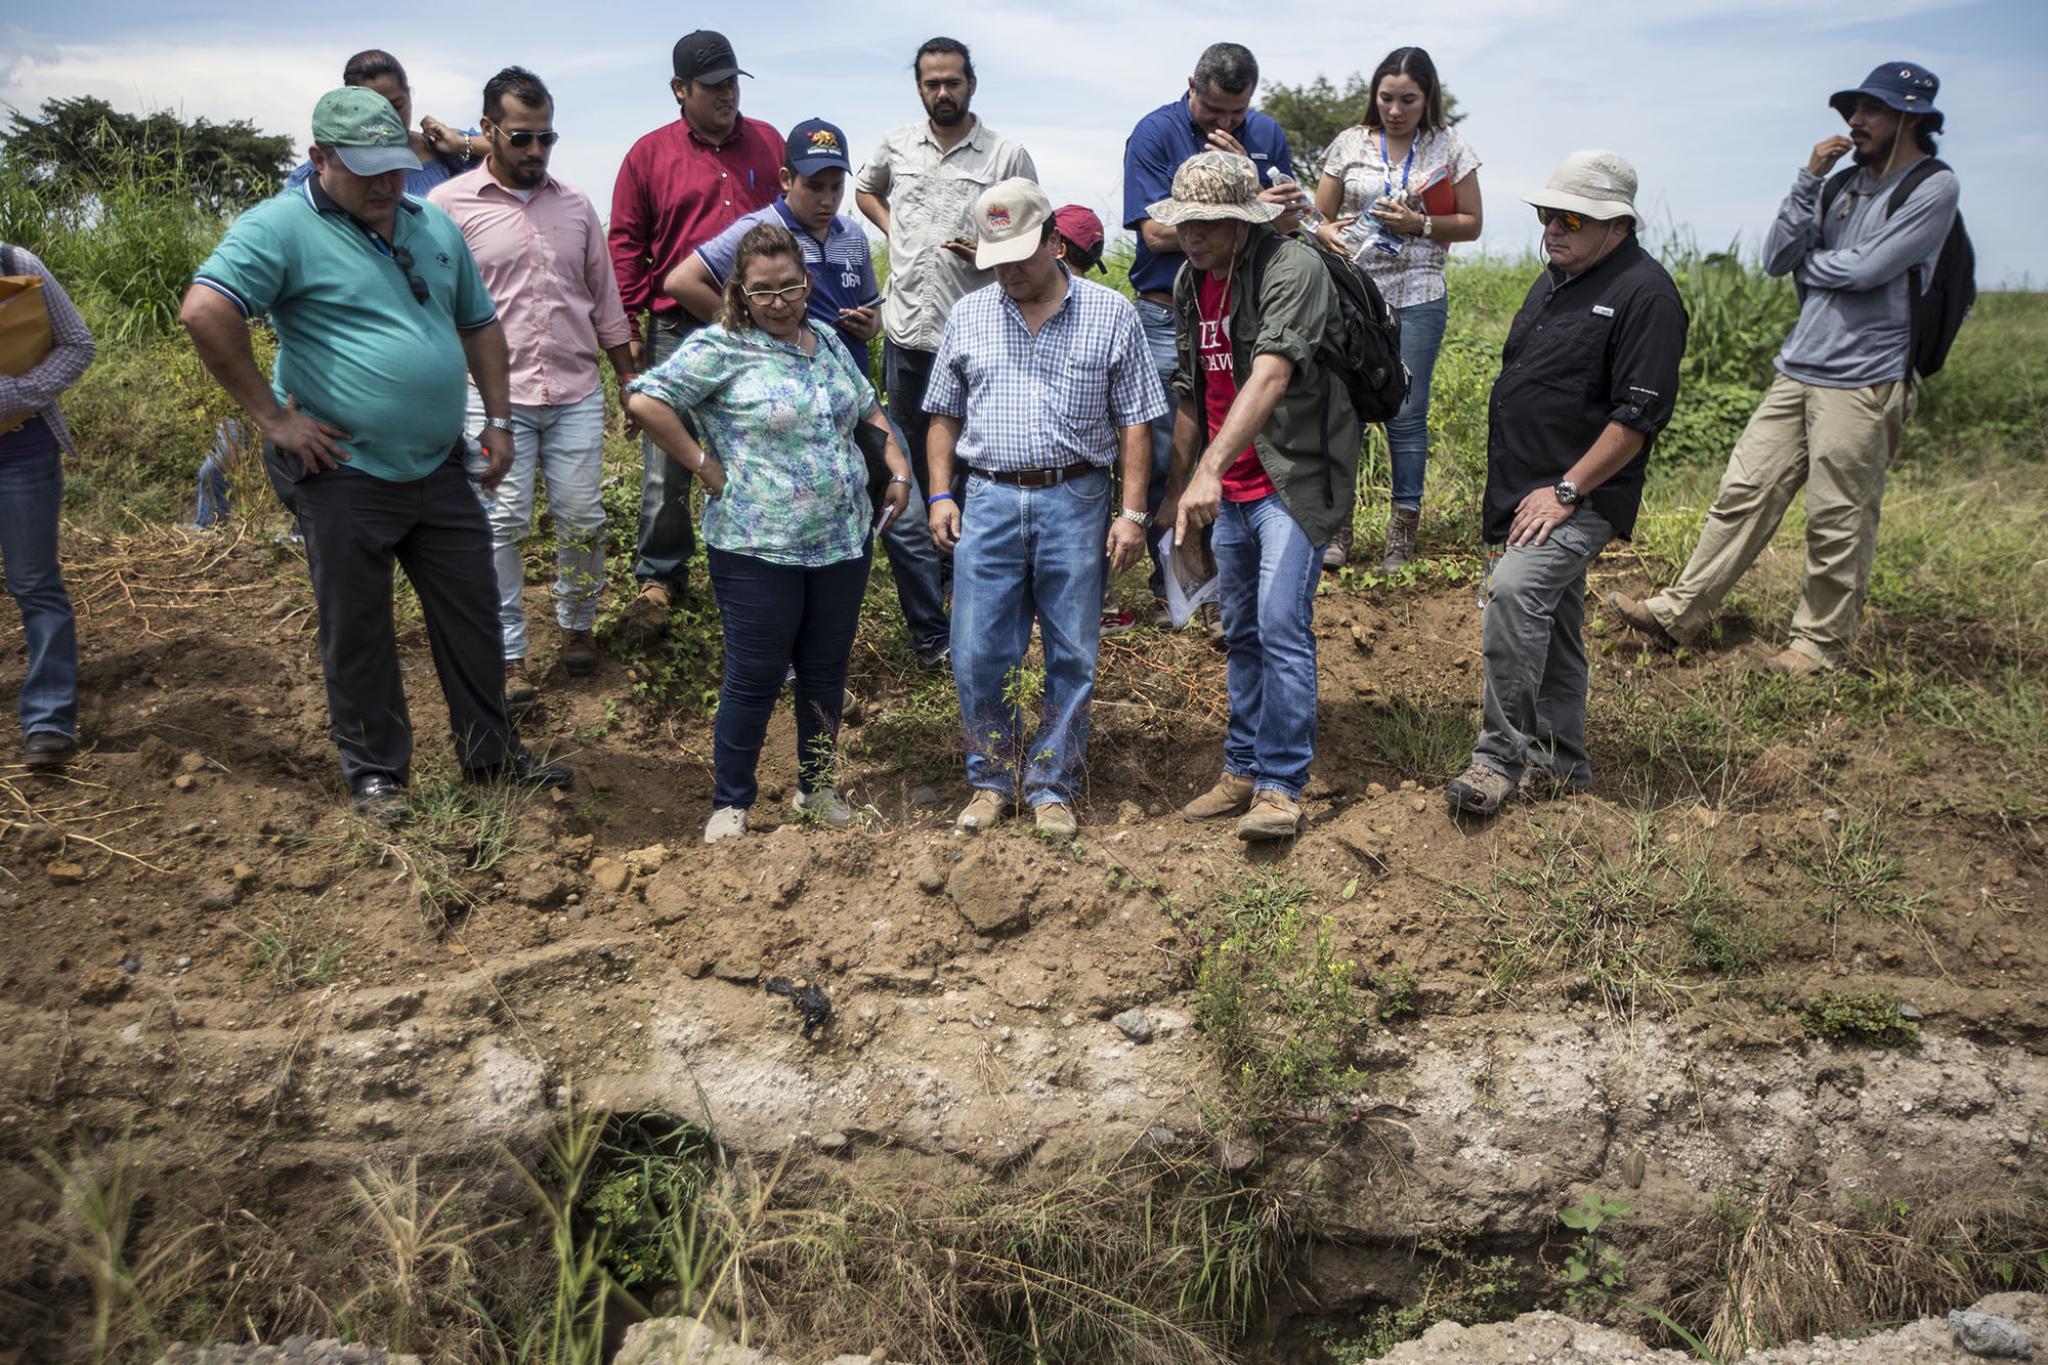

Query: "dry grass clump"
left=1661, top=1179, right=2048, bottom=1357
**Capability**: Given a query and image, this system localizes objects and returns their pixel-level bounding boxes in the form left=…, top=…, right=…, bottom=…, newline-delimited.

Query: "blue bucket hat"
left=1829, top=62, right=1944, bottom=134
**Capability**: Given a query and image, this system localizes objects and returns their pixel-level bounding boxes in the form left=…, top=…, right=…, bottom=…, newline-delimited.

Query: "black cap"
left=673, top=30, right=749, bottom=84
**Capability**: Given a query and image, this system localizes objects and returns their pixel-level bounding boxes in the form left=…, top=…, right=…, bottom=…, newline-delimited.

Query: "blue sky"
left=4, top=0, right=2043, bottom=285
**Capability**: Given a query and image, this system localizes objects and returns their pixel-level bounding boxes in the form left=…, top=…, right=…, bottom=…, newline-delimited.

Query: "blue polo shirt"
left=694, top=198, right=881, bottom=362
left=193, top=179, right=496, bottom=483
left=1122, top=95, right=1295, bottom=296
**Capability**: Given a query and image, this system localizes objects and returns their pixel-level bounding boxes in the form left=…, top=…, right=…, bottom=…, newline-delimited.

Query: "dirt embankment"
left=3, top=527, right=2043, bottom=1357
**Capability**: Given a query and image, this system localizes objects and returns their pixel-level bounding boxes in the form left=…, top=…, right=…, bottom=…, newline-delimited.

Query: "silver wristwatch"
left=485, top=416, right=513, bottom=432
left=1117, top=508, right=1148, bottom=526
left=1553, top=478, right=1581, bottom=506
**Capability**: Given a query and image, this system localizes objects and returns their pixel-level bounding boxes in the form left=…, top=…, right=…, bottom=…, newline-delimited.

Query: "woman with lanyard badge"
left=1313, top=46, right=1483, bottom=570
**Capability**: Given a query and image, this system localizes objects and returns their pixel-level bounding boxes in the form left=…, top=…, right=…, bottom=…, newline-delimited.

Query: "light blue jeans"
left=0, top=445, right=77, bottom=740
left=950, top=467, right=1110, bottom=807
left=464, top=387, right=607, bottom=662
left=1212, top=493, right=1323, bottom=798
left=1388, top=294, right=1450, bottom=509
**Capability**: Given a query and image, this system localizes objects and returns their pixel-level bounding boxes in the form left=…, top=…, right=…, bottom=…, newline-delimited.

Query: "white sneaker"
left=793, top=788, right=855, bottom=828
left=703, top=806, right=748, bottom=844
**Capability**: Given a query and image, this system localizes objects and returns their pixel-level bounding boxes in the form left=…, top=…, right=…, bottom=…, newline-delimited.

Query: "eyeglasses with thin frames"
left=742, top=281, right=810, bottom=304
left=390, top=244, right=430, bottom=305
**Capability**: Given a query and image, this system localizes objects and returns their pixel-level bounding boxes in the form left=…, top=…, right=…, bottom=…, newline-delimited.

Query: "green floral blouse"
left=627, top=324, right=877, bottom=567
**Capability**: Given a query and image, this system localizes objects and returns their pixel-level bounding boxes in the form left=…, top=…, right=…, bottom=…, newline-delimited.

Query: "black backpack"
left=1248, top=232, right=1408, bottom=424
left=1818, top=158, right=1975, bottom=380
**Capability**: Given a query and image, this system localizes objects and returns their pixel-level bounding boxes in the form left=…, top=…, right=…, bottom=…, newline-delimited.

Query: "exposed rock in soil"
left=615, top=1316, right=904, bottom=1365
left=156, top=1339, right=420, bottom=1365
left=1369, top=1291, right=2046, bottom=1364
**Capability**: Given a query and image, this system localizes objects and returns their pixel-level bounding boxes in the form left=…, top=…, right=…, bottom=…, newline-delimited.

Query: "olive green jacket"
left=1171, top=225, right=1361, bottom=546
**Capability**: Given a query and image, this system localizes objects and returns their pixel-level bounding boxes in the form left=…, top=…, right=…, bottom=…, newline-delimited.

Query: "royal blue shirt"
left=1122, top=95, right=1295, bottom=296
left=694, top=197, right=881, bottom=364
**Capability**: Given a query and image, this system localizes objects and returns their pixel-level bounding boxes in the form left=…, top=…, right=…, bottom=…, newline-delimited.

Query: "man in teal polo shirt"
left=180, top=86, right=569, bottom=824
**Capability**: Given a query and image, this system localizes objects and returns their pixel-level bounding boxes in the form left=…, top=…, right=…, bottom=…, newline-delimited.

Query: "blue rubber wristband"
left=927, top=492, right=955, bottom=506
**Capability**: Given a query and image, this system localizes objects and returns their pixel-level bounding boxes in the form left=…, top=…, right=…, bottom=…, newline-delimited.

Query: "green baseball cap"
left=310, top=87, right=418, bottom=177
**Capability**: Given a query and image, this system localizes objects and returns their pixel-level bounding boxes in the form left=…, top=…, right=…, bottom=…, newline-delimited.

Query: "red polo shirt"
left=608, top=113, right=782, bottom=321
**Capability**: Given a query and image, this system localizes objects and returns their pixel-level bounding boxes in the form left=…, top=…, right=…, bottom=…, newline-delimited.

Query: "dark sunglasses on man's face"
left=390, top=244, right=430, bottom=305
left=1535, top=207, right=1588, bottom=233
left=497, top=128, right=560, bottom=148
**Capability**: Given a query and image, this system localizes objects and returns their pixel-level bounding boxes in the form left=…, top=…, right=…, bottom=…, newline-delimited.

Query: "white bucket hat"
left=1523, top=150, right=1639, bottom=221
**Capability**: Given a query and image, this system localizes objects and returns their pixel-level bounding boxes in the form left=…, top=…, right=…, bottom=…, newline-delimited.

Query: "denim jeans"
left=877, top=412, right=949, bottom=656
left=464, top=388, right=607, bottom=661
left=1211, top=493, right=1324, bottom=798
left=1132, top=297, right=1181, bottom=597
left=0, top=445, right=78, bottom=740
left=950, top=466, right=1110, bottom=807
left=1472, top=504, right=1614, bottom=787
left=1388, top=294, right=1450, bottom=510
left=634, top=316, right=697, bottom=591
left=706, top=545, right=871, bottom=810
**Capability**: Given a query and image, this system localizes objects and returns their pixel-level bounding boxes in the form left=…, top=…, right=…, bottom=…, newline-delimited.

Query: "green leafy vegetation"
left=1801, top=990, right=1922, bottom=1046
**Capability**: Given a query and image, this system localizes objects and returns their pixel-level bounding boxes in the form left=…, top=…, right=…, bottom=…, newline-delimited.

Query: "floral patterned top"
left=628, top=325, right=877, bottom=568
left=1323, top=125, right=1481, bottom=308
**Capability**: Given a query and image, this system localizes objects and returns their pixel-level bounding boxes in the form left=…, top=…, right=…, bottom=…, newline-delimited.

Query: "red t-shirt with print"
left=1197, top=269, right=1277, bottom=502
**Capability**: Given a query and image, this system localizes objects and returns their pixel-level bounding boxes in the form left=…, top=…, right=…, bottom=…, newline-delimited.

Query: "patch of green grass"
left=1356, top=697, right=1478, bottom=781
left=346, top=768, right=533, bottom=924
left=1789, top=811, right=1930, bottom=925
left=1801, top=990, right=1921, bottom=1047
left=242, top=915, right=343, bottom=991
left=1470, top=812, right=1761, bottom=1015
left=1194, top=873, right=1373, bottom=1128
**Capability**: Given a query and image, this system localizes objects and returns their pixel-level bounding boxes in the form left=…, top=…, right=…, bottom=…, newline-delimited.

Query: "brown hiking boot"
left=504, top=659, right=538, bottom=708
left=1608, top=592, right=1677, bottom=648
left=1322, top=522, right=1354, bottom=571
left=1445, top=762, right=1514, bottom=817
left=1183, top=773, right=1255, bottom=822
left=1033, top=801, right=1079, bottom=838
left=1764, top=647, right=1827, bottom=678
left=616, top=581, right=674, bottom=648
left=955, top=789, right=1013, bottom=833
left=1381, top=504, right=1420, bottom=571
left=1236, top=790, right=1303, bottom=841
left=562, top=628, right=599, bottom=676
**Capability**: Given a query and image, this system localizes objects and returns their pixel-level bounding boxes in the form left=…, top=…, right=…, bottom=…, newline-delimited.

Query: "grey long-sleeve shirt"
left=1762, top=160, right=1958, bottom=388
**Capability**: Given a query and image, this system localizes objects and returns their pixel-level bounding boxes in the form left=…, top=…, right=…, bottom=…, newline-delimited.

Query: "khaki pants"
left=1646, top=372, right=1915, bottom=668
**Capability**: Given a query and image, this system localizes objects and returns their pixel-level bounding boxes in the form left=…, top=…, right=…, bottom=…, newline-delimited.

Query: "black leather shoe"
left=351, top=774, right=409, bottom=827
left=22, top=731, right=77, bottom=769
left=464, top=750, right=573, bottom=790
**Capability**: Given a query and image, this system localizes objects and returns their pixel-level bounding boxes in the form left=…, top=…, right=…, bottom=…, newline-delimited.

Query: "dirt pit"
left=2, top=525, right=2043, bottom=1362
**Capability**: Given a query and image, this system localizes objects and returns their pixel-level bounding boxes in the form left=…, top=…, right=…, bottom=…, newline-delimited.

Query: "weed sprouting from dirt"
left=1790, top=810, right=1930, bottom=926
left=342, top=769, right=535, bottom=925
left=1193, top=873, right=1373, bottom=1128
left=240, top=913, right=343, bottom=991
left=1801, top=990, right=1922, bottom=1047
left=340, top=1157, right=501, bottom=1354
left=1310, top=1244, right=1528, bottom=1362
left=1467, top=811, right=1761, bottom=1016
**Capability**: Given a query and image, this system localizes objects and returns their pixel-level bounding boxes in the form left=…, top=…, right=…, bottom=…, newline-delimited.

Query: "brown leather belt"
left=1138, top=290, right=1174, bottom=307
left=973, top=463, right=1097, bottom=488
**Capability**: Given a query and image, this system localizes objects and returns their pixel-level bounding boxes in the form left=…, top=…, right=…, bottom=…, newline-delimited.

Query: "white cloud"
left=1, top=2, right=2037, bottom=283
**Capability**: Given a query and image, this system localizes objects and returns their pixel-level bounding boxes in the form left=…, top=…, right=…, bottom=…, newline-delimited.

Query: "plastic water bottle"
left=1264, top=166, right=1322, bottom=232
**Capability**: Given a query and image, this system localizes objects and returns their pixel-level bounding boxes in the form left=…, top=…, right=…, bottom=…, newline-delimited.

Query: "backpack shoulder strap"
left=1819, top=166, right=1859, bottom=218
left=1885, top=157, right=1950, bottom=218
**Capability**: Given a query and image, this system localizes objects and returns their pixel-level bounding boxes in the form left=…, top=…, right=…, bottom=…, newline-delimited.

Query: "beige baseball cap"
left=1523, top=150, right=1640, bottom=221
left=973, top=178, right=1054, bottom=268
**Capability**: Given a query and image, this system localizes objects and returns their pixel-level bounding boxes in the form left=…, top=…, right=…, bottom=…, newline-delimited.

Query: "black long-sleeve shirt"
left=1484, top=236, right=1688, bottom=543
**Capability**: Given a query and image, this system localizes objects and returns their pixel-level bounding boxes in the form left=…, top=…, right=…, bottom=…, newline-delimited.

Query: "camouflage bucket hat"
left=1147, top=151, right=1282, bottom=227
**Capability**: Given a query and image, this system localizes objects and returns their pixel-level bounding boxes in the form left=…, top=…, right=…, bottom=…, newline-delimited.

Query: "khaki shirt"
left=1171, top=226, right=1360, bottom=545
left=855, top=116, right=1037, bottom=352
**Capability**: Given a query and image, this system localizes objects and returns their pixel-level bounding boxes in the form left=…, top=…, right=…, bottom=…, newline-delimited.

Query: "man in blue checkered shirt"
left=923, top=179, right=1168, bottom=838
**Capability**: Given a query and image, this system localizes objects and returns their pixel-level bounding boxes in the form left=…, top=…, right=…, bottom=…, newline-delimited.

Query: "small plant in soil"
left=1801, top=990, right=1921, bottom=1046
left=1194, top=873, right=1372, bottom=1128
left=1558, top=1191, right=1632, bottom=1307
left=241, top=914, right=343, bottom=991
left=1310, top=1243, right=1526, bottom=1361
left=1791, top=809, right=1930, bottom=924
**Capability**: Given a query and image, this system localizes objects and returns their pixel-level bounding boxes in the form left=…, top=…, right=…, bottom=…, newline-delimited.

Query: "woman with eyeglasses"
left=1313, top=46, right=1484, bottom=571
left=627, top=224, right=912, bottom=846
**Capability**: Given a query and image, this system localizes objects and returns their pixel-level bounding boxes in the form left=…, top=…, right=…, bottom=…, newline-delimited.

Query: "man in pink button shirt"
left=431, top=66, right=635, bottom=701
